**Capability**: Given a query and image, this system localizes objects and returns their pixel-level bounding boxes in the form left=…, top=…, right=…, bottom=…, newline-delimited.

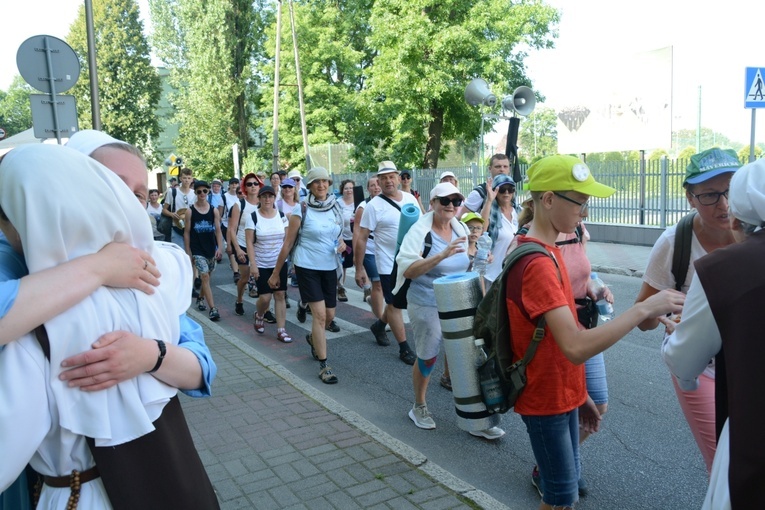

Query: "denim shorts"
left=363, top=253, right=380, bottom=281
left=585, top=352, right=609, bottom=405
left=521, top=410, right=580, bottom=507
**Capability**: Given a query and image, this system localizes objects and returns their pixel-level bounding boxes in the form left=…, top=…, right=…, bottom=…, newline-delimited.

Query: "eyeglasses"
left=438, top=197, right=463, bottom=207
left=690, top=188, right=729, bottom=206
left=553, top=192, right=589, bottom=215
left=245, top=181, right=259, bottom=187
left=497, top=185, right=515, bottom=194
left=467, top=226, right=483, bottom=232
left=195, top=189, right=210, bottom=195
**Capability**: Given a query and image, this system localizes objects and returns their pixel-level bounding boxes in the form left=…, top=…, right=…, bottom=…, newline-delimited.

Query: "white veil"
left=0, top=144, right=192, bottom=446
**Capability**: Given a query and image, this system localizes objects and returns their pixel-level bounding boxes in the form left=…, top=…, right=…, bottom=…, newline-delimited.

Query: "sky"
left=3, top=0, right=765, bottom=147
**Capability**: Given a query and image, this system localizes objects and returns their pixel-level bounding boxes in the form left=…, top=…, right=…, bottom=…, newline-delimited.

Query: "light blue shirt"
left=291, top=203, right=342, bottom=271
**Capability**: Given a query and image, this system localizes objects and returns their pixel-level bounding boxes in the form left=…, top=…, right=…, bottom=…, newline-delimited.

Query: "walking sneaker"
left=325, top=320, right=340, bottom=333
left=399, top=348, right=416, bottom=366
left=297, top=301, right=307, bottom=323
left=254, top=314, right=265, bottom=334
left=370, top=319, right=390, bottom=346
left=276, top=329, right=293, bottom=343
left=408, top=403, right=436, bottom=430
left=531, top=466, right=543, bottom=497
left=196, top=297, right=206, bottom=311
left=263, top=310, right=277, bottom=323
left=337, top=286, right=348, bottom=302
left=208, top=307, right=220, bottom=322
left=319, top=366, right=338, bottom=384
left=235, top=302, right=245, bottom=316
left=305, top=334, right=319, bottom=360
left=469, top=427, right=505, bottom=440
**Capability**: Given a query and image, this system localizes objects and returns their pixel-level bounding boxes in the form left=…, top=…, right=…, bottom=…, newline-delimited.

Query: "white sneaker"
left=408, top=404, right=436, bottom=430
left=469, top=426, right=505, bottom=440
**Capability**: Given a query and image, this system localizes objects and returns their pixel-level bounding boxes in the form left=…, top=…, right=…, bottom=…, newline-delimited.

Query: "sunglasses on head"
left=195, top=188, right=210, bottom=195
left=245, top=181, right=259, bottom=187
left=437, top=196, right=463, bottom=207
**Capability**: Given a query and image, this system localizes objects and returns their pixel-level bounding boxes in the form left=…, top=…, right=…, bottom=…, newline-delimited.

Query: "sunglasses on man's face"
left=195, top=189, right=210, bottom=195
left=438, top=196, right=463, bottom=207
left=245, top=181, right=259, bottom=187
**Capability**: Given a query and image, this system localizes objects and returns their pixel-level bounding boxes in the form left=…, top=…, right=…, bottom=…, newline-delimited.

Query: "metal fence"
left=329, top=157, right=698, bottom=228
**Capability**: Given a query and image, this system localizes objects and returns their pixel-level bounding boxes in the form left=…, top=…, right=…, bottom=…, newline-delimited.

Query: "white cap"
left=429, top=182, right=464, bottom=201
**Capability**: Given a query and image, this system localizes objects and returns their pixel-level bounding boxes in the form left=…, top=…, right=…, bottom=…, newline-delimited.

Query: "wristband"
left=147, top=339, right=166, bottom=373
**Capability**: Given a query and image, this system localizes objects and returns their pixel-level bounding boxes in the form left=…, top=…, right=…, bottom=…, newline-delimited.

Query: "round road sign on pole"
left=16, top=35, right=81, bottom=94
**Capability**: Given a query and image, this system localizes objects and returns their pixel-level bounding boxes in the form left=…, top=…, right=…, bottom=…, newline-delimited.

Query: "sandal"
left=254, top=314, right=265, bottom=334
left=440, top=374, right=452, bottom=391
left=319, top=366, right=338, bottom=384
left=277, top=329, right=293, bottom=343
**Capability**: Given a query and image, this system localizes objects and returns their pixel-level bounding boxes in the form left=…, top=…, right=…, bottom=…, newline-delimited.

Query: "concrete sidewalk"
left=180, top=241, right=654, bottom=509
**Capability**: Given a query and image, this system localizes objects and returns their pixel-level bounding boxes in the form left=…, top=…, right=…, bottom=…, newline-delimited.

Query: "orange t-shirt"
left=506, top=237, right=586, bottom=416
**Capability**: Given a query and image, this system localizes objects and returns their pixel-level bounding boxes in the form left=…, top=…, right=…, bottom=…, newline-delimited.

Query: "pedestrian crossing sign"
left=745, top=67, right=765, bottom=108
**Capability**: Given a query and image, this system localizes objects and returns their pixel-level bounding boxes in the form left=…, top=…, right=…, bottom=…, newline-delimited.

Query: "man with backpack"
left=490, top=155, right=684, bottom=509
left=461, top=153, right=511, bottom=214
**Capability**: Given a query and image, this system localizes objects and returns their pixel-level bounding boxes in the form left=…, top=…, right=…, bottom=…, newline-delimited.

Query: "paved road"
left=193, top=263, right=708, bottom=509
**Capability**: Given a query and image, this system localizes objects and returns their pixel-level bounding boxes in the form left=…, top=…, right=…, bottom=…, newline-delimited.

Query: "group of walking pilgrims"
left=0, top=129, right=762, bottom=509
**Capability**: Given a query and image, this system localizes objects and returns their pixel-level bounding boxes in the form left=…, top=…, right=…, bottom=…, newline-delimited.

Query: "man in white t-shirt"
left=161, top=167, right=195, bottom=247
left=461, top=153, right=510, bottom=215
left=355, top=161, right=417, bottom=365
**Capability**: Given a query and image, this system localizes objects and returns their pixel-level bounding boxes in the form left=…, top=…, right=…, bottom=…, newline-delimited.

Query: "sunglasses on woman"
left=497, top=185, right=515, bottom=194
left=438, top=197, right=463, bottom=207
left=245, top=181, right=259, bottom=187
left=281, top=185, right=294, bottom=189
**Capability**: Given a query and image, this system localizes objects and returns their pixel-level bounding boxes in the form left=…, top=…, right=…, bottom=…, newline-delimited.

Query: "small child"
left=460, top=212, right=491, bottom=271
left=184, top=180, right=224, bottom=321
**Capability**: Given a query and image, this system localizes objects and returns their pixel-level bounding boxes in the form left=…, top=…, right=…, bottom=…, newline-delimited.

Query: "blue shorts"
left=363, top=253, right=380, bottom=281
left=522, top=410, right=580, bottom=507
left=585, top=352, right=608, bottom=405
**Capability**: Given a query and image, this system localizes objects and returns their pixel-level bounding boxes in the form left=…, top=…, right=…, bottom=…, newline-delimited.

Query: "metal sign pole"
left=750, top=109, right=757, bottom=163
left=43, top=36, right=62, bottom=144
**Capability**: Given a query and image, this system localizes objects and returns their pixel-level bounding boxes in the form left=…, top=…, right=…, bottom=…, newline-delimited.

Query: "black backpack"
left=671, top=211, right=697, bottom=292
left=472, top=242, right=560, bottom=414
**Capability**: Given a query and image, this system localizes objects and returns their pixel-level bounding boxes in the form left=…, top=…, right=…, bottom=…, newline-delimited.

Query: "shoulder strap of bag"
left=377, top=194, right=402, bottom=212
left=170, top=187, right=177, bottom=212
left=672, top=210, right=697, bottom=292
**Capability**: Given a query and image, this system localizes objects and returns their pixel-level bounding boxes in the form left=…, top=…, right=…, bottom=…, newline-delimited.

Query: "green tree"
left=677, top=146, right=696, bottom=159
left=258, top=0, right=375, bottom=172
left=648, top=148, right=669, bottom=160
left=150, top=0, right=263, bottom=179
left=518, top=106, right=557, bottom=161
left=737, top=145, right=763, bottom=161
left=67, top=0, right=161, bottom=162
left=0, top=76, right=34, bottom=136
left=353, top=0, right=559, bottom=170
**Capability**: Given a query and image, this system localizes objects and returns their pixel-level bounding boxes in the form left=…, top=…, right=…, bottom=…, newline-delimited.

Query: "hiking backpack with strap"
left=671, top=210, right=697, bottom=292
left=471, top=242, right=560, bottom=414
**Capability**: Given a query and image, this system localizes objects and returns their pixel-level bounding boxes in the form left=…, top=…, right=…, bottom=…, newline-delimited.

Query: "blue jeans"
left=522, top=410, right=580, bottom=507
left=585, top=352, right=608, bottom=405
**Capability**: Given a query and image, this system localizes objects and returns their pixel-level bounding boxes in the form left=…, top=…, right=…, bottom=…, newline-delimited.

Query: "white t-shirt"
left=146, top=202, right=163, bottom=222
left=643, top=223, right=707, bottom=294
left=340, top=198, right=355, bottom=240
left=291, top=203, right=342, bottom=271
left=463, top=186, right=485, bottom=213
left=221, top=192, right=238, bottom=228
left=234, top=199, right=259, bottom=248
left=484, top=209, right=520, bottom=283
left=245, top=209, right=288, bottom=269
left=164, top=187, right=194, bottom=213
left=359, top=192, right=419, bottom=274
left=356, top=200, right=375, bottom=257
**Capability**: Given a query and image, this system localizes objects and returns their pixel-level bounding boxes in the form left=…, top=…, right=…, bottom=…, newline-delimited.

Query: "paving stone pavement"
left=180, top=316, right=505, bottom=510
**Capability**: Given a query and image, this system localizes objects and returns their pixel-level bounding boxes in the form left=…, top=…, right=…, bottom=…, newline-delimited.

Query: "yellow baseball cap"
left=460, top=212, right=484, bottom=224
left=525, top=155, right=615, bottom=198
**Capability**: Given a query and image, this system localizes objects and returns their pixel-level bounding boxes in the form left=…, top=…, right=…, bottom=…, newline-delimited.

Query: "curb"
left=591, top=264, right=644, bottom=278
left=189, top=308, right=512, bottom=510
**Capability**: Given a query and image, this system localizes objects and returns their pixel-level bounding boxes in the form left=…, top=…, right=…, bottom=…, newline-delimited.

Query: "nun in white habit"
left=0, top=144, right=193, bottom=509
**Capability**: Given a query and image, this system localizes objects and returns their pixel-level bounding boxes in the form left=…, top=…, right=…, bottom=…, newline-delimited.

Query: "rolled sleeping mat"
left=433, top=272, right=501, bottom=432
left=395, top=203, right=421, bottom=252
